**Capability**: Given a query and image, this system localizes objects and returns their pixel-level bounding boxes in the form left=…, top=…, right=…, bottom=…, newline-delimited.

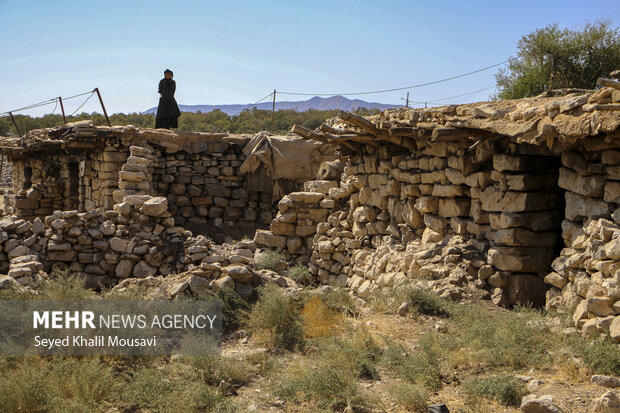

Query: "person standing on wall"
left=155, top=69, right=181, bottom=129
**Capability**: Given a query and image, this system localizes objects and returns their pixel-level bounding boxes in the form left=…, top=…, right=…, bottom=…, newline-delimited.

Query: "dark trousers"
left=155, top=116, right=178, bottom=129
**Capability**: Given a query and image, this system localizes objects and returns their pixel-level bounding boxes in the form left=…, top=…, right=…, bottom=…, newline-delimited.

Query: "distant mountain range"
left=142, top=95, right=400, bottom=116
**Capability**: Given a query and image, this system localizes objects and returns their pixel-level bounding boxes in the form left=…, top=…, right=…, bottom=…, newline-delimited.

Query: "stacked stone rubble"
left=1, top=124, right=316, bottom=241
left=253, top=180, right=337, bottom=260
left=544, top=147, right=620, bottom=339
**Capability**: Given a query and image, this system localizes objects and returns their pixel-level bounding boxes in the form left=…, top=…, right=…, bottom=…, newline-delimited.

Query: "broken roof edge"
left=290, top=75, right=620, bottom=151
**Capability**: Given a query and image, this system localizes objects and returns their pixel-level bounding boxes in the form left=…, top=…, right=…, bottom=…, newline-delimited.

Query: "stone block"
left=432, top=184, right=468, bottom=197
left=488, top=246, right=554, bottom=272
left=287, top=192, right=324, bottom=204
left=490, top=228, right=557, bottom=248
left=558, top=167, right=604, bottom=197
left=489, top=211, right=560, bottom=232
left=605, top=181, right=620, bottom=203
left=414, top=196, right=438, bottom=213
left=481, top=188, right=559, bottom=212
left=303, top=180, right=339, bottom=194
left=508, top=274, right=547, bottom=306
left=602, top=150, right=620, bottom=165
left=142, top=196, right=168, bottom=217
left=565, top=192, right=611, bottom=221
left=438, top=198, right=470, bottom=217
left=493, top=154, right=547, bottom=172
left=254, top=230, right=286, bottom=250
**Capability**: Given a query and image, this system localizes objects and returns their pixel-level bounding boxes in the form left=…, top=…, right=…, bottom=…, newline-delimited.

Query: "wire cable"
left=278, top=60, right=513, bottom=97
left=69, top=91, right=95, bottom=116
left=50, top=99, right=58, bottom=115
left=230, top=91, right=274, bottom=117
left=0, top=98, right=58, bottom=115
left=62, top=90, right=97, bottom=101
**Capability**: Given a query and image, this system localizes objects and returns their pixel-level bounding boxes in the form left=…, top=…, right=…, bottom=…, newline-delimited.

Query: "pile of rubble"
left=254, top=180, right=338, bottom=261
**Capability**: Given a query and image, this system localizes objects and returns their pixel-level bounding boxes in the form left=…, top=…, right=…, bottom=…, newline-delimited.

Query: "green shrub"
left=462, top=374, right=527, bottom=407
left=0, top=357, right=115, bottom=412
left=316, top=330, right=382, bottom=380
left=255, top=249, right=285, bottom=271
left=569, top=336, right=620, bottom=375
left=406, top=287, right=451, bottom=317
left=276, top=361, right=368, bottom=411
left=288, top=264, right=313, bottom=285
left=389, top=382, right=427, bottom=412
left=208, top=287, right=250, bottom=334
left=381, top=340, right=443, bottom=390
left=43, top=269, right=94, bottom=301
left=0, top=360, right=56, bottom=412
left=369, top=284, right=451, bottom=317
left=247, top=284, right=304, bottom=350
left=121, top=367, right=234, bottom=412
left=188, top=355, right=254, bottom=387
left=450, top=305, right=554, bottom=369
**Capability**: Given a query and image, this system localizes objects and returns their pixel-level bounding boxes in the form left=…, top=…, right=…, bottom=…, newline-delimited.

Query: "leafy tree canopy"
left=495, top=21, right=620, bottom=99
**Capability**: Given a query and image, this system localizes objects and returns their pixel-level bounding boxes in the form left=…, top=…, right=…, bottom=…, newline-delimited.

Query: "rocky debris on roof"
left=291, top=72, right=620, bottom=150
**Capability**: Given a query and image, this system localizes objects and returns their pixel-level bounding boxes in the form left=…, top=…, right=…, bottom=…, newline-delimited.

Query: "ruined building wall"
left=149, top=141, right=274, bottom=239
left=297, top=139, right=564, bottom=305
left=3, top=126, right=282, bottom=241
left=255, top=92, right=620, bottom=339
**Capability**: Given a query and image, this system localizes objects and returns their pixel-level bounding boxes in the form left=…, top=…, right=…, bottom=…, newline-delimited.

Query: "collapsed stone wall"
left=2, top=124, right=287, bottom=241
left=254, top=181, right=337, bottom=261
left=0, top=143, right=279, bottom=299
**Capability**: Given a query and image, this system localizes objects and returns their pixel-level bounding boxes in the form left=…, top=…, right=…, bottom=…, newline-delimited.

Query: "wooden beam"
left=376, top=131, right=416, bottom=150
left=318, top=123, right=349, bottom=135
left=595, top=104, right=620, bottom=111
left=338, top=110, right=379, bottom=135
left=431, top=127, right=473, bottom=141
left=416, top=122, right=439, bottom=130
left=597, top=78, right=620, bottom=91
left=290, top=124, right=331, bottom=143
left=389, top=126, right=418, bottom=137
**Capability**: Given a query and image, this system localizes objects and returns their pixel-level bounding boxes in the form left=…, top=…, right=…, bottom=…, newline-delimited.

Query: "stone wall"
left=545, top=147, right=620, bottom=337
left=3, top=125, right=289, bottom=241
left=292, top=139, right=562, bottom=305
left=149, top=141, right=274, bottom=239
left=254, top=180, right=338, bottom=261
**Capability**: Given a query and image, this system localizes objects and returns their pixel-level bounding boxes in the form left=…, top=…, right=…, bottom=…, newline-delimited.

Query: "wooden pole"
left=58, top=97, right=67, bottom=123
left=94, top=88, right=111, bottom=127
left=9, top=112, right=22, bottom=137
left=271, top=89, right=276, bottom=132
left=406, top=92, right=409, bottom=108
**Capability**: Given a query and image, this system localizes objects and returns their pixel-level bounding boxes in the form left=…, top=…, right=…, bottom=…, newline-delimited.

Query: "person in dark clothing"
left=155, top=69, right=181, bottom=129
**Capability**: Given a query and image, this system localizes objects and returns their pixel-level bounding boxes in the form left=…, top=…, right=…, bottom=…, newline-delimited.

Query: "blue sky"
left=0, top=0, right=618, bottom=116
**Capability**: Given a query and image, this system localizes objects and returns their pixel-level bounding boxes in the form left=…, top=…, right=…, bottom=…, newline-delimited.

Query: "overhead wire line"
left=230, top=91, right=275, bottom=117
left=0, top=88, right=98, bottom=117
left=278, top=60, right=513, bottom=97
left=0, top=98, right=59, bottom=116
left=424, top=84, right=496, bottom=103
left=69, top=91, right=96, bottom=116
left=62, top=90, right=97, bottom=101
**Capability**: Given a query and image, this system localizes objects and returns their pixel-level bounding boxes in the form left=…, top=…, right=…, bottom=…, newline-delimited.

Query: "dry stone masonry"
left=2, top=71, right=620, bottom=343
left=287, top=72, right=620, bottom=340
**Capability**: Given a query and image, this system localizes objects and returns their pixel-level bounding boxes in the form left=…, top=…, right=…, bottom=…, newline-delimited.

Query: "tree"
left=495, top=21, right=620, bottom=99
